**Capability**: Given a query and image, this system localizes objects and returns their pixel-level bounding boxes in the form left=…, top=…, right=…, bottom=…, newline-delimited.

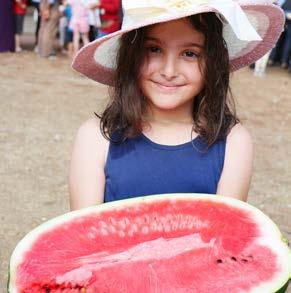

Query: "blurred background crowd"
left=0, top=0, right=122, bottom=58
left=0, top=0, right=290, bottom=75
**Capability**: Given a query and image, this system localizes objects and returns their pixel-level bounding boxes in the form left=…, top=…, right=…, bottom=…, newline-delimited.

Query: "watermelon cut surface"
left=9, top=194, right=290, bottom=292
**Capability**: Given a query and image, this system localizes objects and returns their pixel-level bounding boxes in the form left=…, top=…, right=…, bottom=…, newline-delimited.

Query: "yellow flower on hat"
left=168, top=0, right=192, bottom=9
left=168, top=0, right=207, bottom=9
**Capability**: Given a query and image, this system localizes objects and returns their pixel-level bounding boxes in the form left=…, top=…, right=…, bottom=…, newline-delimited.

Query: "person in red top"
left=89, top=0, right=121, bottom=38
left=13, top=0, right=28, bottom=52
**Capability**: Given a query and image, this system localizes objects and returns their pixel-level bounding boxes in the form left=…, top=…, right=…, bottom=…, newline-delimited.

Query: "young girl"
left=68, top=0, right=90, bottom=56
left=69, top=0, right=284, bottom=210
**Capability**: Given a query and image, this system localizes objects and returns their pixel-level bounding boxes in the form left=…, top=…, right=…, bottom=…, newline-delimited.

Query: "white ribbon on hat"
left=122, top=0, right=262, bottom=41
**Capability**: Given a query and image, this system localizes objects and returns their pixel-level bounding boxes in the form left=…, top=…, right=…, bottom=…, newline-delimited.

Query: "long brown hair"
left=98, top=13, right=239, bottom=146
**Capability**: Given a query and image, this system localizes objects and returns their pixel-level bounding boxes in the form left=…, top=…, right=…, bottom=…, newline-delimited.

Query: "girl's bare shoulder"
left=226, top=123, right=253, bottom=146
left=74, top=117, right=109, bottom=164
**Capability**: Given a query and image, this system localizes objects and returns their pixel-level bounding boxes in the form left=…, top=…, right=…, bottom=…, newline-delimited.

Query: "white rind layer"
left=8, top=193, right=291, bottom=293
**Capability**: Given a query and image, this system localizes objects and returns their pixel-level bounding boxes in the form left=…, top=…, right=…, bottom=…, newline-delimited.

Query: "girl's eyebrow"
left=145, top=37, right=203, bottom=48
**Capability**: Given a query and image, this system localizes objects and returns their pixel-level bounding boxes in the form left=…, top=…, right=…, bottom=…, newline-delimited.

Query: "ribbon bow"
left=122, top=0, right=262, bottom=41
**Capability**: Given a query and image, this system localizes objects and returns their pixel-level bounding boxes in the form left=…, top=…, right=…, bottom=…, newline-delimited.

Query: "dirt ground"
left=1, top=13, right=291, bottom=291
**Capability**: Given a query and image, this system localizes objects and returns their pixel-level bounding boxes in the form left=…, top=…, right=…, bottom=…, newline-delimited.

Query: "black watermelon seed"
left=241, top=259, right=248, bottom=263
left=231, top=257, right=237, bottom=261
left=216, top=259, right=223, bottom=263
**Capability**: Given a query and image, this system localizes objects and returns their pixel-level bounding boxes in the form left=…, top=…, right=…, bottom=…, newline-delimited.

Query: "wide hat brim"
left=72, top=2, right=285, bottom=86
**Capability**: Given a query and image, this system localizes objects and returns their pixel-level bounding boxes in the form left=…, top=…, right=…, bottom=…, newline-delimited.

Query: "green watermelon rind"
left=8, top=193, right=291, bottom=293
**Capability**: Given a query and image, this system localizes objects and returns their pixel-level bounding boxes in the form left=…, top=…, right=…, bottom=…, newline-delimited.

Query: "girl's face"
left=139, top=18, right=205, bottom=117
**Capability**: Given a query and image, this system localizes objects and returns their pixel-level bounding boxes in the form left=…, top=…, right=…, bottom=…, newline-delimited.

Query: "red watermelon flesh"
left=9, top=194, right=290, bottom=292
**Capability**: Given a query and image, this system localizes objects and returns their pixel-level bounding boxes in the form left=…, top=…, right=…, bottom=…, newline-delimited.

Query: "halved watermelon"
left=9, top=194, right=290, bottom=292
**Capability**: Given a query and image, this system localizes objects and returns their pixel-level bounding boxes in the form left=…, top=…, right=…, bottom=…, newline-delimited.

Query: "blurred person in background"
left=281, top=0, right=291, bottom=71
left=14, top=0, right=28, bottom=53
left=68, top=0, right=90, bottom=56
left=253, top=0, right=285, bottom=77
left=0, top=0, right=15, bottom=52
left=64, top=1, right=74, bottom=56
left=89, top=0, right=121, bottom=38
left=268, top=0, right=291, bottom=71
left=82, top=0, right=102, bottom=41
left=31, top=0, right=41, bottom=52
left=59, top=0, right=69, bottom=53
left=254, top=51, right=271, bottom=77
left=38, top=0, right=60, bottom=58
left=59, top=0, right=74, bottom=56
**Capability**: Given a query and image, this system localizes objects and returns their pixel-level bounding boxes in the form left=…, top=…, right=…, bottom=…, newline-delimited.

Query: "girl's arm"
left=216, top=123, right=254, bottom=201
left=69, top=118, right=108, bottom=210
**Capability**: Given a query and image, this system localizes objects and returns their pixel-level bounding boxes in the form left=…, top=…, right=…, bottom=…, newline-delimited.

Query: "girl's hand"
left=216, top=123, right=254, bottom=202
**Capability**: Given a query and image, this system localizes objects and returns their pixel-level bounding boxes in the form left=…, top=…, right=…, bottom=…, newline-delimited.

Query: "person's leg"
left=37, top=18, right=43, bottom=55
left=268, top=29, right=287, bottom=65
left=254, top=51, right=271, bottom=77
left=268, top=46, right=277, bottom=65
left=79, top=20, right=90, bottom=47
left=81, top=32, right=89, bottom=47
left=66, top=28, right=74, bottom=57
left=14, top=14, right=24, bottom=52
left=40, top=7, right=61, bottom=58
left=15, top=35, right=21, bottom=52
left=286, top=23, right=291, bottom=66
left=40, top=20, right=52, bottom=57
left=281, top=23, right=291, bottom=68
left=32, top=2, right=41, bottom=48
left=59, top=18, right=67, bottom=49
left=39, top=11, right=57, bottom=58
left=73, top=30, right=80, bottom=56
left=88, top=25, right=95, bottom=42
left=49, top=9, right=60, bottom=56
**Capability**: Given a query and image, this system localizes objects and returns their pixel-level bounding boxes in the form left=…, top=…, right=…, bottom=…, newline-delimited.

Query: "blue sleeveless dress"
left=104, top=134, right=226, bottom=203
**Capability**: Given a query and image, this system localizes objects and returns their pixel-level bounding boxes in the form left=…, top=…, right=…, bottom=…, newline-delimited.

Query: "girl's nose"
left=159, top=54, right=178, bottom=80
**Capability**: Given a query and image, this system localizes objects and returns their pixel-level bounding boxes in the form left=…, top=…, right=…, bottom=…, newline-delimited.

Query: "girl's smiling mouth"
left=151, top=80, right=185, bottom=91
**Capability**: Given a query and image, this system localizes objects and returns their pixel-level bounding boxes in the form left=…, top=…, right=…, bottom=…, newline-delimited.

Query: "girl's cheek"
left=140, top=62, right=149, bottom=77
left=141, top=59, right=157, bottom=76
left=147, top=57, right=163, bottom=73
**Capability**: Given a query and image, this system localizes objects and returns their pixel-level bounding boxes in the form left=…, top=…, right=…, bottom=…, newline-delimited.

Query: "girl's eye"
left=183, top=51, right=198, bottom=59
left=147, top=46, right=161, bottom=54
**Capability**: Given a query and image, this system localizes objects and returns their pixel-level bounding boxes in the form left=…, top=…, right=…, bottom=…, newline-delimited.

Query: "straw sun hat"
left=72, top=0, right=285, bottom=85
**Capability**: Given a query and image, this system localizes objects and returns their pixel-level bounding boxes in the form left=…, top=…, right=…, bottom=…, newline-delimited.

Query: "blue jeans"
left=281, top=22, right=291, bottom=65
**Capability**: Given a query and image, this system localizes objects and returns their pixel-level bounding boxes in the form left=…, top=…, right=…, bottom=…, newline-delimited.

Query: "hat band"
left=122, top=0, right=262, bottom=41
